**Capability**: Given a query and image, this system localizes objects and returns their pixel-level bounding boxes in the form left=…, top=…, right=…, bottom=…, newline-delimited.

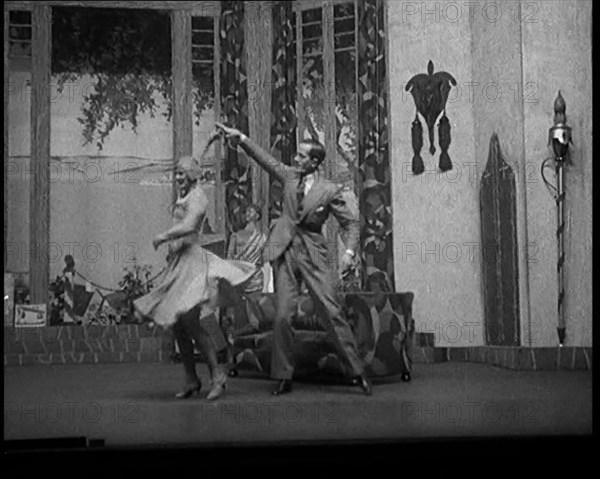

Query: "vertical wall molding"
left=516, top=8, right=532, bottom=346
left=4, top=6, right=9, bottom=270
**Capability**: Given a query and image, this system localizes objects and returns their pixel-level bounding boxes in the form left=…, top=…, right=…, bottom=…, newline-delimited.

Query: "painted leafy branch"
left=52, top=7, right=213, bottom=150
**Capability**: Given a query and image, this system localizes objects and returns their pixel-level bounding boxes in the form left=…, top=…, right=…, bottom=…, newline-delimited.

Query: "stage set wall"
left=5, top=1, right=592, bottom=348
left=387, top=0, right=592, bottom=347
left=6, top=72, right=219, bottom=290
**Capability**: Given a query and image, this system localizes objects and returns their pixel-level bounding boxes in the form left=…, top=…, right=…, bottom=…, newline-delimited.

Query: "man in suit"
left=216, top=122, right=372, bottom=396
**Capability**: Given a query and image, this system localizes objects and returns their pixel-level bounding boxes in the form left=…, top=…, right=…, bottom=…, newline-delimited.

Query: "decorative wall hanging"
left=405, top=60, right=456, bottom=174
left=357, top=0, right=395, bottom=292
left=269, top=1, right=297, bottom=223
left=480, top=133, right=520, bottom=346
left=220, top=1, right=250, bottom=233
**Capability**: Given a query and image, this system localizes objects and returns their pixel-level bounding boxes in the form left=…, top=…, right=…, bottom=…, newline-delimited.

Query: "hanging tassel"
left=438, top=112, right=452, bottom=172
left=411, top=114, right=425, bottom=175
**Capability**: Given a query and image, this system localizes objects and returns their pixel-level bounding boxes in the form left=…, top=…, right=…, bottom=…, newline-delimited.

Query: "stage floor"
left=4, top=362, right=592, bottom=446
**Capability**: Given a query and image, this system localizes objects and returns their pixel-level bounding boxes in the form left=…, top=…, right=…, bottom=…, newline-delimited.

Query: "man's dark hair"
left=300, top=138, right=326, bottom=166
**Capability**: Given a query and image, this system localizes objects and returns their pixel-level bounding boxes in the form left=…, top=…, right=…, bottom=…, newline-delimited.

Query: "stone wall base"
left=4, top=326, right=592, bottom=371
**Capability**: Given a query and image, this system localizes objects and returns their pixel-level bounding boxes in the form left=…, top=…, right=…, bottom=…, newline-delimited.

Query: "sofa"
left=220, top=290, right=415, bottom=380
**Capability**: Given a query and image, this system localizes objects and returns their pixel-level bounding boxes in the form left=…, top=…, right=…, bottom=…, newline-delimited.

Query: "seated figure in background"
left=222, top=203, right=268, bottom=377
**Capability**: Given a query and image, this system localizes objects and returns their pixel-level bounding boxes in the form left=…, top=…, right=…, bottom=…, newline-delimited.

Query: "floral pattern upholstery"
left=226, top=292, right=414, bottom=378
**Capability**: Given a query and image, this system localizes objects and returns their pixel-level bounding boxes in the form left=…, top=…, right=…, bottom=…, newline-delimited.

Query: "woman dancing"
left=134, top=134, right=256, bottom=400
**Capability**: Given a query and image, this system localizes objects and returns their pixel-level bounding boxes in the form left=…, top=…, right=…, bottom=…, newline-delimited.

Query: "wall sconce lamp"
left=542, top=91, right=573, bottom=347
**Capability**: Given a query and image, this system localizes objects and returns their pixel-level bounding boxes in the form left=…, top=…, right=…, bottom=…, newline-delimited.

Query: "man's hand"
left=152, top=233, right=166, bottom=251
left=339, top=251, right=354, bottom=275
left=215, top=122, right=243, bottom=148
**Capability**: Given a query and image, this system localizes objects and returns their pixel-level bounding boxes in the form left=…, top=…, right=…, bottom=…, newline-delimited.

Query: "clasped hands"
left=151, top=124, right=235, bottom=254
left=215, top=121, right=243, bottom=148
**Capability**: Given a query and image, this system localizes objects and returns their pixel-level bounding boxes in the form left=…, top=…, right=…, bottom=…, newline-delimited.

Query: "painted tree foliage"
left=51, top=7, right=214, bottom=150
left=300, top=3, right=358, bottom=185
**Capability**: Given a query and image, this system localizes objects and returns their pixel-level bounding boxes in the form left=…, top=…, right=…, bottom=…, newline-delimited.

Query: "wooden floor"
left=4, top=361, right=592, bottom=447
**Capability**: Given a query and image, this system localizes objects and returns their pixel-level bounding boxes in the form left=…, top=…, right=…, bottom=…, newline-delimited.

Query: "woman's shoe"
left=206, top=373, right=227, bottom=400
left=175, top=381, right=202, bottom=399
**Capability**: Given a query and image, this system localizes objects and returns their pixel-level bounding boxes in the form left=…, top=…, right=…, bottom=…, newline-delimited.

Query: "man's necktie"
left=297, top=175, right=306, bottom=213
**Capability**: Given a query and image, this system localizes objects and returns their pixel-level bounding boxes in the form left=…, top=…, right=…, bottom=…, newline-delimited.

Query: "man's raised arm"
left=215, top=122, right=294, bottom=182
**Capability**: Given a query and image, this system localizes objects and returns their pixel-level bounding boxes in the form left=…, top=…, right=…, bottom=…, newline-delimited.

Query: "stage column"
left=171, top=9, right=193, bottom=203
left=4, top=6, right=9, bottom=270
left=245, top=1, right=272, bottom=230
left=29, top=4, right=51, bottom=306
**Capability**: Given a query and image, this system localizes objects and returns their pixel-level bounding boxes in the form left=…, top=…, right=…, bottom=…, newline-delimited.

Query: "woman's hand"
left=152, top=233, right=167, bottom=251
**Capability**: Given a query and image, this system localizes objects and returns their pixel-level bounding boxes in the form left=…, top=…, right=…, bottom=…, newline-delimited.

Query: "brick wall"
left=443, top=346, right=593, bottom=371
left=4, top=325, right=591, bottom=370
left=4, top=324, right=174, bottom=366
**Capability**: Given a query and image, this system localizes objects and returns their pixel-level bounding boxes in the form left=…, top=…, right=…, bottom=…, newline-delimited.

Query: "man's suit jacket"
left=239, top=137, right=360, bottom=265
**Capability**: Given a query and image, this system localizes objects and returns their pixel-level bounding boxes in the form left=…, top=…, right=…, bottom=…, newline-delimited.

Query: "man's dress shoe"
left=352, top=375, right=373, bottom=395
left=272, top=379, right=293, bottom=396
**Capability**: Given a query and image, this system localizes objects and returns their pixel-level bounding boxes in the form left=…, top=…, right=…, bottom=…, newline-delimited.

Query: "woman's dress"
left=134, top=185, right=256, bottom=326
